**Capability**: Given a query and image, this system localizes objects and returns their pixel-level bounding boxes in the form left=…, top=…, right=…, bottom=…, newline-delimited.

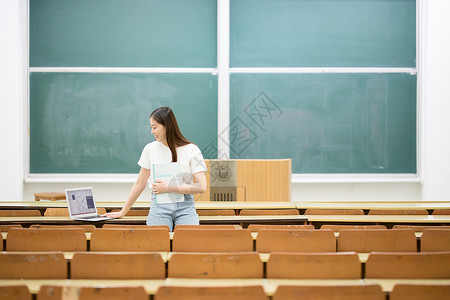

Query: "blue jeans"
left=147, top=194, right=199, bottom=231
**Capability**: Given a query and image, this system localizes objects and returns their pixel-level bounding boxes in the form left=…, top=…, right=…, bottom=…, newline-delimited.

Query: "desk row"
left=3, top=199, right=450, bottom=210
left=2, top=207, right=450, bottom=217
left=2, top=251, right=450, bottom=280
left=4, top=222, right=448, bottom=234
left=2, top=223, right=450, bottom=234
left=4, top=251, right=372, bottom=265
left=1, top=227, right=450, bottom=253
left=2, top=280, right=450, bottom=299
left=2, top=214, right=450, bottom=228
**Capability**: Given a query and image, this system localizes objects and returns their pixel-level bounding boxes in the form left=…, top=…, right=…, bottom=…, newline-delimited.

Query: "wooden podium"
left=195, top=159, right=291, bottom=202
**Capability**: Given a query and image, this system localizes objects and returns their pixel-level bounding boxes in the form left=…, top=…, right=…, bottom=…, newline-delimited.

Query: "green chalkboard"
left=30, top=73, right=218, bottom=173
left=231, top=0, right=416, bottom=67
left=29, top=0, right=418, bottom=176
left=230, top=73, right=416, bottom=174
left=30, top=0, right=217, bottom=67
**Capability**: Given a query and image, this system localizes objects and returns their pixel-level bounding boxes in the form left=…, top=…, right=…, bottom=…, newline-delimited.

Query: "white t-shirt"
left=138, top=141, right=207, bottom=185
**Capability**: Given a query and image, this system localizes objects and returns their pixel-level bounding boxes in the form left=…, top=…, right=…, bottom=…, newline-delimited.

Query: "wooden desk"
left=195, top=201, right=296, bottom=211
left=0, top=215, right=308, bottom=227
left=198, top=215, right=307, bottom=226
left=295, top=201, right=450, bottom=211
left=1, top=230, right=423, bottom=241
left=263, top=279, right=368, bottom=296
left=3, top=200, right=449, bottom=209
left=3, top=215, right=450, bottom=228
left=1, top=232, right=184, bottom=241
left=0, top=201, right=147, bottom=214
left=0, top=278, right=368, bottom=297
left=306, top=215, right=450, bottom=228
left=258, top=253, right=369, bottom=263
left=165, top=278, right=367, bottom=296
left=0, top=201, right=297, bottom=215
left=3, top=278, right=449, bottom=297
left=295, top=200, right=450, bottom=203
left=0, top=250, right=369, bottom=265
left=164, top=278, right=265, bottom=289
left=34, top=192, right=66, bottom=201
left=364, top=279, right=450, bottom=292
left=0, top=279, right=165, bottom=295
left=0, top=251, right=170, bottom=263
left=332, top=231, right=423, bottom=238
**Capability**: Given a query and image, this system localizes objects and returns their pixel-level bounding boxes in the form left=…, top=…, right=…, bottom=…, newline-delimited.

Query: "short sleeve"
left=189, top=145, right=208, bottom=174
left=137, top=144, right=152, bottom=169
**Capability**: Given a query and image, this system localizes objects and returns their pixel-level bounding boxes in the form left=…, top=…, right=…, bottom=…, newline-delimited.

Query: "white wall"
left=421, top=0, right=450, bottom=199
left=0, top=0, right=23, bottom=200
left=1, top=0, right=449, bottom=201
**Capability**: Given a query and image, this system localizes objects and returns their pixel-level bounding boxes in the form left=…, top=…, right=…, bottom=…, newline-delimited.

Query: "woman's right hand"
left=102, top=210, right=126, bottom=219
left=102, top=167, right=149, bottom=219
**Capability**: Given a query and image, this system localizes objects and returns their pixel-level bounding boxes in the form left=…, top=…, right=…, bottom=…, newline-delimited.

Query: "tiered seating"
left=266, top=252, right=361, bottom=279
left=420, top=229, right=450, bottom=252
left=304, top=209, right=364, bottom=215
left=168, top=253, right=263, bottom=278
left=321, top=225, right=387, bottom=230
left=239, top=209, right=300, bottom=215
left=44, top=207, right=106, bottom=216
left=174, top=224, right=242, bottom=230
left=90, top=228, right=170, bottom=252
left=256, top=229, right=336, bottom=252
left=155, top=286, right=267, bottom=300
left=393, top=225, right=450, bottom=231
left=0, top=210, right=41, bottom=217
left=248, top=224, right=314, bottom=231
left=365, top=252, right=450, bottom=278
left=197, top=209, right=236, bottom=216
left=0, top=252, right=67, bottom=279
left=6, top=228, right=86, bottom=251
left=1, top=208, right=450, bottom=299
left=272, top=285, right=384, bottom=300
left=0, top=285, right=31, bottom=300
left=390, top=284, right=450, bottom=300
left=433, top=209, right=450, bottom=215
left=0, top=224, right=22, bottom=232
left=368, top=209, right=429, bottom=215
left=37, top=286, right=148, bottom=300
left=102, top=224, right=169, bottom=229
left=29, top=224, right=96, bottom=232
left=337, top=229, right=417, bottom=252
left=71, top=252, right=165, bottom=279
left=172, top=228, right=253, bottom=252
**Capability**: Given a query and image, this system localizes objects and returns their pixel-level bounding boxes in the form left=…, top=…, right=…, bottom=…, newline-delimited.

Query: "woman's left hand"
left=152, top=180, right=169, bottom=194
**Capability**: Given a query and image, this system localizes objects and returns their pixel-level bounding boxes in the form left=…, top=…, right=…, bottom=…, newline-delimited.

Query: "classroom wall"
left=1, top=0, right=449, bottom=201
left=0, top=0, right=24, bottom=200
left=421, top=0, right=450, bottom=200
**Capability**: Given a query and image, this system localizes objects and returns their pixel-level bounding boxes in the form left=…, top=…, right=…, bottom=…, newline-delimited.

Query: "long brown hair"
left=150, top=107, right=191, bottom=162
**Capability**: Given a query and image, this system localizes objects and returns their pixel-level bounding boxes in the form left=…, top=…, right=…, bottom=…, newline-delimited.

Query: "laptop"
left=65, top=187, right=111, bottom=221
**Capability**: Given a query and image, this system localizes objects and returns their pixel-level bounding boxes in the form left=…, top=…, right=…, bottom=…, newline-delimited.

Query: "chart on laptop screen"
left=67, top=188, right=96, bottom=215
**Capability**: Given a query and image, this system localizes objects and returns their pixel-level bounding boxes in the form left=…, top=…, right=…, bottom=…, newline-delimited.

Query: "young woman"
left=104, top=106, right=207, bottom=231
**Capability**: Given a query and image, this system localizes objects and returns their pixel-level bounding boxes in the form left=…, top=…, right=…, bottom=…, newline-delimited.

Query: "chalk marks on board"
left=367, top=76, right=388, bottom=170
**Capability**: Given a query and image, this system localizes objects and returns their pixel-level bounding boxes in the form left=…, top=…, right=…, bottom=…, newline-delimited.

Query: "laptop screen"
left=66, top=187, right=97, bottom=216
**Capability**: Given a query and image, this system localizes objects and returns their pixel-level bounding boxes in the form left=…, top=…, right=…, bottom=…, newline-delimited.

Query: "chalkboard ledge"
left=25, top=174, right=139, bottom=183
left=25, top=173, right=420, bottom=183
left=292, top=174, right=421, bottom=183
